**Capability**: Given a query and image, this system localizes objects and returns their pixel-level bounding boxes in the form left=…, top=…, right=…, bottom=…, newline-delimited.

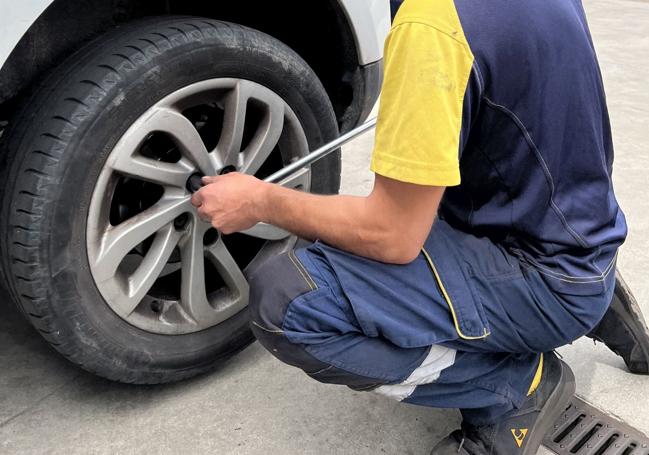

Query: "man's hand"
left=191, top=173, right=268, bottom=234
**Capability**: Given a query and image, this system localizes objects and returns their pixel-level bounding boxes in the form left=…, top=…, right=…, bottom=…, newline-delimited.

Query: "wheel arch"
left=0, top=0, right=366, bottom=127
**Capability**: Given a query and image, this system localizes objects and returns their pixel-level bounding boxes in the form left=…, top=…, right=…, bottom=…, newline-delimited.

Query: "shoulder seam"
left=391, top=19, right=471, bottom=49
left=471, top=62, right=485, bottom=97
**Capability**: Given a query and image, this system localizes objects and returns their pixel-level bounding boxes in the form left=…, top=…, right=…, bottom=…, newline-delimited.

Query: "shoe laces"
left=452, top=429, right=487, bottom=455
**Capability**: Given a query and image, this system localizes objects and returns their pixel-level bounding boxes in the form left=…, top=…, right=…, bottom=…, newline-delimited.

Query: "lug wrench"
left=186, top=117, right=377, bottom=192
left=263, top=117, right=377, bottom=184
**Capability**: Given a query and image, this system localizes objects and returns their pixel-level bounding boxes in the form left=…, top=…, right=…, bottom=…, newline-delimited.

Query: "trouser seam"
left=465, top=378, right=524, bottom=407
left=289, top=250, right=317, bottom=290
left=303, top=343, right=402, bottom=383
left=251, top=320, right=284, bottom=334
left=296, top=249, right=359, bottom=324
left=308, top=365, right=334, bottom=376
left=353, top=383, right=380, bottom=391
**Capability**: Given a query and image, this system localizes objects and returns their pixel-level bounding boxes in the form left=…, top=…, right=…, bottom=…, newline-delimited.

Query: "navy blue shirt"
left=438, top=0, right=627, bottom=295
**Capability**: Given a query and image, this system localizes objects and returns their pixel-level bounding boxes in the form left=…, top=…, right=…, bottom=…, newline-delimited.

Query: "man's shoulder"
left=451, top=0, right=587, bottom=52
left=392, top=0, right=466, bottom=42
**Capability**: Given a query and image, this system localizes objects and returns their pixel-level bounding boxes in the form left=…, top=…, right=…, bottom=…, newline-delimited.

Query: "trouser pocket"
left=303, top=236, right=488, bottom=348
left=422, top=233, right=491, bottom=341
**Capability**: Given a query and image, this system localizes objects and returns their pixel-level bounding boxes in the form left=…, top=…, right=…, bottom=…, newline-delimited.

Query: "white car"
left=0, top=0, right=390, bottom=383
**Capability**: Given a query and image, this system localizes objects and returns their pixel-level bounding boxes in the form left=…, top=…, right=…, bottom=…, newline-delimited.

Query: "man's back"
left=392, top=0, right=627, bottom=294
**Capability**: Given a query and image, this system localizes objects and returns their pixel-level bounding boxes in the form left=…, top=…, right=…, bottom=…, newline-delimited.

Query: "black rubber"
left=0, top=17, right=341, bottom=384
left=587, top=270, right=649, bottom=375
left=518, top=357, right=576, bottom=455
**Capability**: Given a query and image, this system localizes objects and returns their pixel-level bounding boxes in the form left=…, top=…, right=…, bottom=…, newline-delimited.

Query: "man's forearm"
left=257, top=183, right=398, bottom=262
left=193, top=173, right=443, bottom=264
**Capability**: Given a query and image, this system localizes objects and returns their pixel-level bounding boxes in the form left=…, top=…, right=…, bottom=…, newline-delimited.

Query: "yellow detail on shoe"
left=421, top=248, right=490, bottom=340
left=527, top=353, right=544, bottom=396
left=511, top=429, right=529, bottom=448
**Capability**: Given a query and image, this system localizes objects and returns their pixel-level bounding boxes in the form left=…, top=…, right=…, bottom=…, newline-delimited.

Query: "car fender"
left=338, top=0, right=391, bottom=65
left=0, top=1, right=390, bottom=72
left=0, top=0, right=54, bottom=71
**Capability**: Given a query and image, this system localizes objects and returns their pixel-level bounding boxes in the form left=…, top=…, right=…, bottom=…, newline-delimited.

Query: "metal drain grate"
left=544, top=397, right=649, bottom=455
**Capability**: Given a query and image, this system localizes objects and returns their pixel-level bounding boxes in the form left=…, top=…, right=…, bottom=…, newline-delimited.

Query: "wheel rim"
left=87, top=78, right=311, bottom=335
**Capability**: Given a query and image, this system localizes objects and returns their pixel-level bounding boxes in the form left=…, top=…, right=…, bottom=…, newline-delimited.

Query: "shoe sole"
left=612, top=271, right=649, bottom=374
left=522, top=359, right=576, bottom=455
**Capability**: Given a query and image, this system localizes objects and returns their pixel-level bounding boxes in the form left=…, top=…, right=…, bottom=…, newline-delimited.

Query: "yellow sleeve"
left=370, top=21, right=475, bottom=187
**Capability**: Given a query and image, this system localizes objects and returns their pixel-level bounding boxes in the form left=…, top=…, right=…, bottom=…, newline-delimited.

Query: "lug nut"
left=150, top=300, right=163, bottom=314
left=203, top=228, right=220, bottom=246
left=186, top=172, right=204, bottom=193
left=174, top=214, right=189, bottom=231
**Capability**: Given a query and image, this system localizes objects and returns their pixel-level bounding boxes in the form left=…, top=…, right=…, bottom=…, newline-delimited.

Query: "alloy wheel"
left=87, top=78, right=310, bottom=334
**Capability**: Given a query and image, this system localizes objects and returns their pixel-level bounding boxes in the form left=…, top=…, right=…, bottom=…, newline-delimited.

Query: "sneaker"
left=587, top=271, right=649, bottom=375
left=431, top=352, right=575, bottom=455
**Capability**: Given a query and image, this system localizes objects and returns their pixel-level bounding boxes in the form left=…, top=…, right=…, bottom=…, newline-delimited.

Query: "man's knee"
left=249, top=250, right=315, bottom=333
left=248, top=250, right=318, bottom=367
left=247, top=250, right=388, bottom=392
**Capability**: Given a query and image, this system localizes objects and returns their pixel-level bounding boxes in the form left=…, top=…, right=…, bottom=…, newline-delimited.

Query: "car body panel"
left=339, top=0, right=391, bottom=64
left=0, top=0, right=390, bottom=73
left=0, top=0, right=52, bottom=72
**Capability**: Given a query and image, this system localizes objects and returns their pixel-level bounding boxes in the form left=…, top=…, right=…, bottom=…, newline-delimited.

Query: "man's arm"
left=192, top=172, right=444, bottom=264
left=191, top=16, right=476, bottom=261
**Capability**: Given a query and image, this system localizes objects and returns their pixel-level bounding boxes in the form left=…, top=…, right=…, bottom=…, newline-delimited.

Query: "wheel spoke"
left=109, top=107, right=215, bottom=183
left=93, top=197, right=191, bottom=282
left=239, top=223, right=290, bottom=241
left=239, top=168, right=309, bottom=240
left=149, top=107, right=215, bottom=175
left=240, top=96, right=285, bottom=175
left=205, top=238, right=249, bottom=305
left=179, top=217, right=211, bottom=322
left=116, top=224, right=181, bottom=316
left=215, top=80, right=251, bottom=168
left=277, top=166, right=311, bottom=190
left=110, top=155, right=195, bottom=188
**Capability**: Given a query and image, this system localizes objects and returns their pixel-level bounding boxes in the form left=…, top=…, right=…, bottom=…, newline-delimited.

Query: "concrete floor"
left=1, top=0, right=648, bottom=453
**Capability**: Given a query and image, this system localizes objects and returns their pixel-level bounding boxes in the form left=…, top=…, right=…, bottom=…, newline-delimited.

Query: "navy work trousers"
left=249, top=219, right=614, bottom=424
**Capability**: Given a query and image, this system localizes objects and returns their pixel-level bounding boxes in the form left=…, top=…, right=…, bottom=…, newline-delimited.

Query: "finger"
left=191, top=192, right=203, bottom=207
left=197, top=206, right=210, bottom=222
left=202, top=175, right=220, bottom=185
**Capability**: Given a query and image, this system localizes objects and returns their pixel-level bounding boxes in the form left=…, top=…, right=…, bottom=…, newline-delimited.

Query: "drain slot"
left=622, top=443, right=637, bottom=455
left=554, top=413, right=587, bottom=443
left=571, top=423, right=603, bottom=453
left=544, top=398, right=649, bottom=455
left=592, top=432, right=620, bottom=455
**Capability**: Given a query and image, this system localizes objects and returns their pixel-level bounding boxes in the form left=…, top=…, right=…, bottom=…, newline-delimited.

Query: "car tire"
left=0, top=17, right=340, bottom=384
